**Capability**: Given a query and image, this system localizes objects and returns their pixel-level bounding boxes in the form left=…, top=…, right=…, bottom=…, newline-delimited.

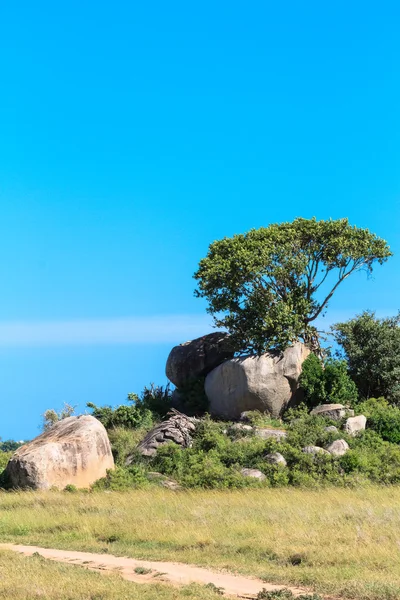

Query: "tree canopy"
left=333, top=311, right=400, bottom=404
left=194, top=218, right=392, bottom=354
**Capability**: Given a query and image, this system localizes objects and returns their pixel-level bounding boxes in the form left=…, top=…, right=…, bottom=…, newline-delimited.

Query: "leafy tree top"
left=194, top=217, right=392, bottom=354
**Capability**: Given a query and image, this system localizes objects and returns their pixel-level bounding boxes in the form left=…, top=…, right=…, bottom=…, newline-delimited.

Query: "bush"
left=333, top=311, right=400, bottom=404
left=0, top=451, right=12, bottom=475
left=107, top=427, right=150, bottom=466
left=87, top=383, right=173, bottom=430
left=355, top=397, right=400, bottom=444
left=299, top=354, right=358, bottom=408
left=42, top=403, right=76, bottom=431
left=92, top=465, right=149, bottom=491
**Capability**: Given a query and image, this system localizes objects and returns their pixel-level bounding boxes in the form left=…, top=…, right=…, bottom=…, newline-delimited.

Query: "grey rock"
left=324, top=426, right=338, bottom=433
left=240, top=468, right=266, bottom=481
left=302, top=445, right=330, bottom=455
left=345, top=415, right=367, bottom=436
left=326, top=439, right=350, bottom=456
left=240, top=411, right=253, bottom=422
left=255, top=428, right=287, bottom=441
left=5, top=416, right=114, bottom=490
left=311, top=404, right=347, bottom=421
left=230, top=423, right=253, bottom=432
left=265, top=452, right=287, bottom=466
left=133, top=410, right=196, bottom=459
left=166, top=332, right=234, bottom=389
left=205, top=342, right=310, bottom=420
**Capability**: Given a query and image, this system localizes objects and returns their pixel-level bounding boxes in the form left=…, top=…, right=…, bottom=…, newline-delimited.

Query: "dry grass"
left=0, top=486, right=400, bottom=599
left=0, top=549, right=220, bottom=599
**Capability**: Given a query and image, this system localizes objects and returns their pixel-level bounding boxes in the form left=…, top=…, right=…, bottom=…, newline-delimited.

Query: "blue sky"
left=0, top=1, right=399, bottom=439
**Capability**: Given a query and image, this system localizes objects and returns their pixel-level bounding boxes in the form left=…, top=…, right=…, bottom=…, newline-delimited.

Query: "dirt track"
left=0, top=543, right=312, bottom=598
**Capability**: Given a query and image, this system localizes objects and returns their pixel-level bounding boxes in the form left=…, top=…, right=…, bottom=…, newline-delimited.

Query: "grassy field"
left=0, top=486, right=400, bottom=599
left=0, top=549, right=221, bottom=599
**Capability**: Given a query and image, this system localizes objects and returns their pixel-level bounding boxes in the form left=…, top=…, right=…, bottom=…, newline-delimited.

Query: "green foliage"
left=92, top=465, right=149, bottom=491
left=42, top=403, right=76, bottom=431
left=137, top=406, right=400, bottom=489
left=257, top=589, right=322, bottom=600
left=241, top=410, right=283, bottom=428
left=333, top=311, right=400, bottom=404
left=299, top=354, right=358, bottom=408
left=0, top=451, right=13, bottom=474
left=87, top=384, right=173, bottom=430
left=175, top=377, right=209, bottom=416
left=107, top=426, right=149, bottom=465
left=356, top=397, right=400, bottom=444
left=194, top=218, right=391, bottom=353
left=0, top=440, right=24, bottom=452
left=64, top=484, right=78, bottom=493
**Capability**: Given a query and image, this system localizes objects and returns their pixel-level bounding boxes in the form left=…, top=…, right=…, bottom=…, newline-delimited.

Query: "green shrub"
left=175, top=377, right=209, bottom=416
left=107, top=426, right=150, bottom=466
left=0, top=451, right=12, bottom=474
left=87, top=383, right=173, bottom=430
left=299, top=354, right=358, bottom=408
left=92, top=465, right=149, bottom=491
left=355, top=397, right=400, bottom=444
left=64, top=484, right=78, bottom=493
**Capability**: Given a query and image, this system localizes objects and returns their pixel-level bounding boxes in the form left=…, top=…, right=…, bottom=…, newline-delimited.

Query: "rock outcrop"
left=4, top=416, right=114, bottom=490
left=166, top=332, right=234, bottom=389
left=134, top=410, right=196, bottom=458
left=345, top=415, right=367, bottom=436
left=326, top=439, right=349, bottom=456
left=302, top=445, right=329, bottom=455
left=205, top=342, right=310, bottom=419
left=254, top=428, right=287, bottom=441
left=311, top=404, right=349, bottom=421
left=265, top=452, right=287, bottom=466
left=240, top=468, right=266, bottom=481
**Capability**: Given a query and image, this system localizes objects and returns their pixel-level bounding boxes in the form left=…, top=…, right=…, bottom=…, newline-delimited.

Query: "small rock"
left=311, top=404, right=347, bottom=421
left=160, top=479, right=182, bottom=491
left=240, top=468, right=266, bottom=481
left=254, top=428, right=287, bottom=441
left=240, top=411, right=253, bottom=422
left=265, top=452, right=287, bottom=466
left=230, top=423, right=253, bottom=432
left=302, top=446, right=330, bottom=455
left=325, top=426, right=338, bottom=433
left=326, top=439, right=349, bottom=456
left=345, top=415, right=367, bottom=436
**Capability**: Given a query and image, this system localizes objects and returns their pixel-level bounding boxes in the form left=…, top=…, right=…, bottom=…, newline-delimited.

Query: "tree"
left=299, top=353, right=358, bottom=408
left=194, top=218, right=391, bottom=354
left=333, top=311, right=400, bottom=404
left=42, top=403, right=76, bottom=431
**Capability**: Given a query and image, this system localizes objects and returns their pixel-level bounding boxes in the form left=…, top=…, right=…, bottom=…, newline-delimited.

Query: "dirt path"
left=0, top=543, right=312, bottom=598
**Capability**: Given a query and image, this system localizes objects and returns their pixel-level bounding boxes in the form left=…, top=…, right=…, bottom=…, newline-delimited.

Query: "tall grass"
left=1, top=486, right=400, bottom=599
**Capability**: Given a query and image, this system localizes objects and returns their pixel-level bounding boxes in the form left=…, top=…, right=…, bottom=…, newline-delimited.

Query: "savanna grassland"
left=1, top=486, right=400, bottom=600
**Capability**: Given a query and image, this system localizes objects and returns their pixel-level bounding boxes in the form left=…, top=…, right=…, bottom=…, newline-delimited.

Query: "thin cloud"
left=0, top=315, right=214, bottom=347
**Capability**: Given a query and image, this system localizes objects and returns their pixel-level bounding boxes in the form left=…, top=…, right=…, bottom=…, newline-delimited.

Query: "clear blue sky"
left=0, top=1, right=399, bottom=439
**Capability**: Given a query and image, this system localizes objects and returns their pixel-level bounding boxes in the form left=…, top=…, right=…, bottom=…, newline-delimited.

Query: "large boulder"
left=205, top=342, right=310, bottom=419
left=4, top=416, right=114, bottom=490
left=133, top=410, right=196, bottom=459
left=345, top=415, right=367, bottom=436
left=166, top=332, right=234, bottom=389
left=326, top=439, right=349, bottom=456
